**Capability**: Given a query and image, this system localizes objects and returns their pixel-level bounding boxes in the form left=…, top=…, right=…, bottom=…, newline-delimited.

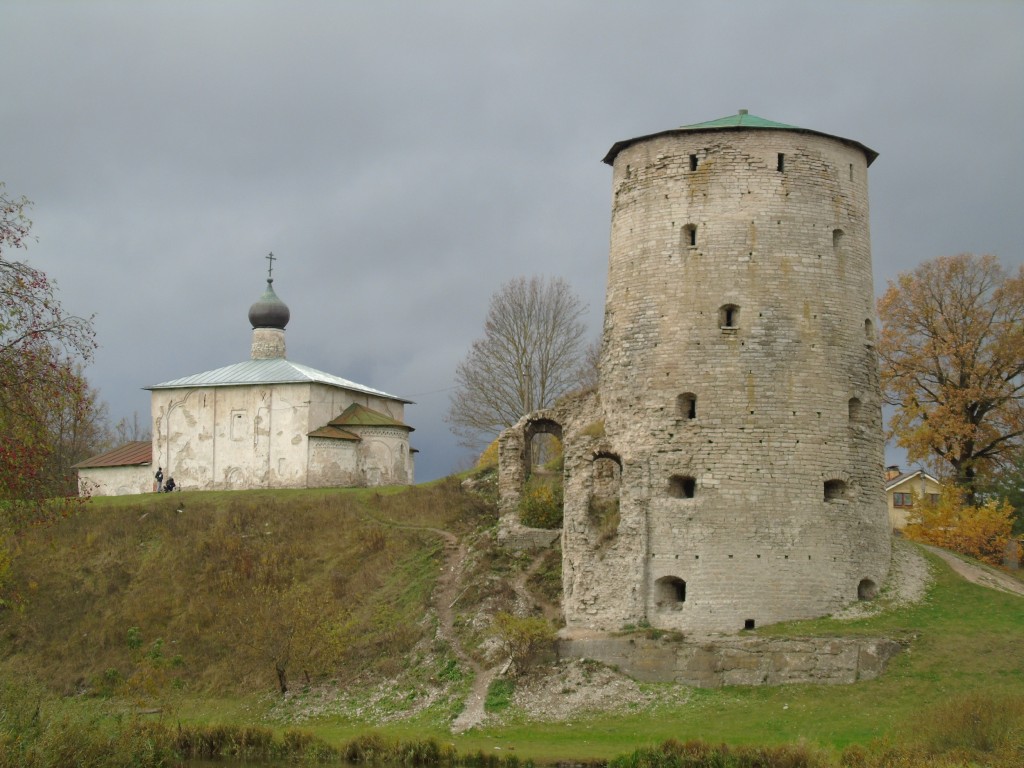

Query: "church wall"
left=307, top=438, right=361, bottom=486
left=351, top=426, right=414, bottom=486
left=153, top=381, right=413, bottom=491
left=77, top=465, right=153, bottom=497
left=307, top=383, right=407, bottom=432
left=153, top=382, right=315, bottom=491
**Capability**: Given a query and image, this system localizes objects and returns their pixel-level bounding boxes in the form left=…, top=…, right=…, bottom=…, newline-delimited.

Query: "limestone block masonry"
left=499, top=113, right=891, bottom=635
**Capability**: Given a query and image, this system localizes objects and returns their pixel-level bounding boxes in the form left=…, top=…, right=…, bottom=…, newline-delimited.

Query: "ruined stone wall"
left=499, top=124, right=890, bottom=635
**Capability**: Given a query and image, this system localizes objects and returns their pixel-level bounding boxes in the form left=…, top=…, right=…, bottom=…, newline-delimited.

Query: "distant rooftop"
left=603, top=109, right=878, bottom=166
left=146, top=358, right=411, bottom=403
left=73, top=441, right=152, bottom=469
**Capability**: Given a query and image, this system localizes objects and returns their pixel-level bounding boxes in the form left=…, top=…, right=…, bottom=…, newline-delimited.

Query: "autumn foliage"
left=1, top=185, right=98, bottom=604
left=877, top=254, right=1024, bottom=496
left=903, top=486, right=1017, bottom=566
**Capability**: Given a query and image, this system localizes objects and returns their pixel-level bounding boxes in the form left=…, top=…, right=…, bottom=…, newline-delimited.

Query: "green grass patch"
left=485, top=678, right=516, bottom=714
left=4, top=482, right=1024, bottom=765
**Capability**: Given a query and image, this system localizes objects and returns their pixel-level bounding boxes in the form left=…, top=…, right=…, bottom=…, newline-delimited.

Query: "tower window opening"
left=858, top=579, right=878, bottom=600
left=849, top=163, right=853, bottom=181
left=744, top=619, right=756, bottom=630
left=864, top=318, right=875, bottom=344
left=719, top=304, right=739, bottom=329
left=824, top=479, right=848, bottom=501
left=683, top=224, right=697, bottom=247
left=677, top=392, right=697, bottom=420
left=777, top=153, right=785, bottom=172
left=668, top=475, right=696, bottom=499
left=689, top=154, right=698, bottom=171
left=655, top=576, right=686, bottom=607
left=833, top=228, right=844, bottom=249
left=848, top=397, right=862, bottom=422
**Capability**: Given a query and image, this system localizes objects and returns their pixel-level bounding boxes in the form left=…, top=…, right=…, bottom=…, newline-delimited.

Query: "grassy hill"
left=2, top=475, right=1024, bottom=766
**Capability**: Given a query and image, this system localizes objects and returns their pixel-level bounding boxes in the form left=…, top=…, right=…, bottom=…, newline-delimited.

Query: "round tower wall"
left=562, top=128, right=890, bottom=634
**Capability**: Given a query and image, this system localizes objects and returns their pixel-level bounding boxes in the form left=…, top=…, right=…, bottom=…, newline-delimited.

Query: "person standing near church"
left=155, top=466, right=163, bottom=493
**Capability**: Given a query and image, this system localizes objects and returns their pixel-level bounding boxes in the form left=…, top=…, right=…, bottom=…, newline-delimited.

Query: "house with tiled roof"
left=884, top=465, right=941, bottom=531
left=75, top=267, right=415, bottom=496
left=73, top=441, right=154, bottom=496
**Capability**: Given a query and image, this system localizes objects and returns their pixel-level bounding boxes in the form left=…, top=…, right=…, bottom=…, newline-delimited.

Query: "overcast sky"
left=2, top=0, right=1022, bottom=482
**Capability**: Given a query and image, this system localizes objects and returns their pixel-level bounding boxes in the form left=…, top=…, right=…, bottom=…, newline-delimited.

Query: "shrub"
left=904, top=487, right=1016, bottom=565
left=518, top=476, right=563, bottom=529
left=477, top=439, right=500, bottom=470
left=609, top=738, right=832, bottom=768
left=914, top=691, right=1024, bottom=755
left=492, top=612, right=555, bottom=676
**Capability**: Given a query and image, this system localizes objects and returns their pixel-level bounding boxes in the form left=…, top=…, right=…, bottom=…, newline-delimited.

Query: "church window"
left=231, top=410, right=246, bottom=440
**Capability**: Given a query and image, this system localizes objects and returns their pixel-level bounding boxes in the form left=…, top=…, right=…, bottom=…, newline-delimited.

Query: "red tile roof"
left=72, top=441, right=152, bottom=469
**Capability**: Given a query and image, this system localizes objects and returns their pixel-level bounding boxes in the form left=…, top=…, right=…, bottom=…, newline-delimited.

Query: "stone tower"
left=498, top=111, right=891, bottom=634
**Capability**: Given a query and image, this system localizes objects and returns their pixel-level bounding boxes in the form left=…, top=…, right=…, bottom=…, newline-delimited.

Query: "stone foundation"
left=559, top=634, right=902, bottom=687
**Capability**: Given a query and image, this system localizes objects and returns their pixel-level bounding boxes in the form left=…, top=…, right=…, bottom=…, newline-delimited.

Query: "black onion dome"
left=248, top=279, right=290, bottom=329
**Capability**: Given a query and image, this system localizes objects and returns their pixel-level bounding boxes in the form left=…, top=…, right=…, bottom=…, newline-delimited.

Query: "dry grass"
left=0, top=479, right=489, bottom=698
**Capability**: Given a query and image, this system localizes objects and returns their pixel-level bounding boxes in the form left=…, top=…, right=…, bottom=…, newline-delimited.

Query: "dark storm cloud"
left=2, top=0, right=1021, bottom=480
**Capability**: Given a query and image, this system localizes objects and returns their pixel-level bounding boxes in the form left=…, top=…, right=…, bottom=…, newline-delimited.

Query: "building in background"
left=76, top=271, right=414, bottom=495
left=884, top=465, right=941, bottom=531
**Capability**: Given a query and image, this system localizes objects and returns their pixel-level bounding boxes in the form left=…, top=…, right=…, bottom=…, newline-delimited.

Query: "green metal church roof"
left=602, top=110, right=878, bottom=166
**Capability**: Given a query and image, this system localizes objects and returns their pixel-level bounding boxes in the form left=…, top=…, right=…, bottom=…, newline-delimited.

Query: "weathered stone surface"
left=499, top=116, right=891, bottom=636
left=559, top=635, right=902, bottom=687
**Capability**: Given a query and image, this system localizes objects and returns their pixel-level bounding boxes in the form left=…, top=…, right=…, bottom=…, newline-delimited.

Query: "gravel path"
left=920, top=544, right=1024, bottom=596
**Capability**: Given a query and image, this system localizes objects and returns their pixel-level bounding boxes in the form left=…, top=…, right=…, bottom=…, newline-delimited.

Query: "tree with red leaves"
left=1, top=184, right=97, bottom=561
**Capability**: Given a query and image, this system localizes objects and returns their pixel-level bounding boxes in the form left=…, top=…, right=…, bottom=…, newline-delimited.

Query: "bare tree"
left=446, top=276, right=587, bottom=449
left=112, top=411, right=152, bottom=445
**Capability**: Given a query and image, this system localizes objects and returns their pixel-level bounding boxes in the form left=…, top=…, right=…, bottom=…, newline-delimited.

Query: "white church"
left=75, top=266, right=415, bottom=495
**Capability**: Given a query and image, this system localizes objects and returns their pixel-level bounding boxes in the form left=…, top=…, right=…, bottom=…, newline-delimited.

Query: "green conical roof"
left=603, top=110, right=877, bottom=166
left=678, top=110, right=798, bottom=131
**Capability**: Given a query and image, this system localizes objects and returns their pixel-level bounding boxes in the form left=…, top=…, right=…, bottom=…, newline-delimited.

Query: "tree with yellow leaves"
left=878, top=254, right=1024, bottom=498
left=903, top=487, right=1016, bottom=567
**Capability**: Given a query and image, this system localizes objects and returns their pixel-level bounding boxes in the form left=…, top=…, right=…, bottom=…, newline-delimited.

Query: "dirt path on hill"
left=448, top=542, right=554, bottom=733
left=921, top=544, right=1024, bottom=596
left=429, top=529, right=494, bottom=733
left=357, top=508, right=495, bottom=730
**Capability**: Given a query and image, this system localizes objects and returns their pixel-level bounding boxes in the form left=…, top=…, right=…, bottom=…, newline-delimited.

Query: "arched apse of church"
left=362, top=440, right=393, bottom=485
